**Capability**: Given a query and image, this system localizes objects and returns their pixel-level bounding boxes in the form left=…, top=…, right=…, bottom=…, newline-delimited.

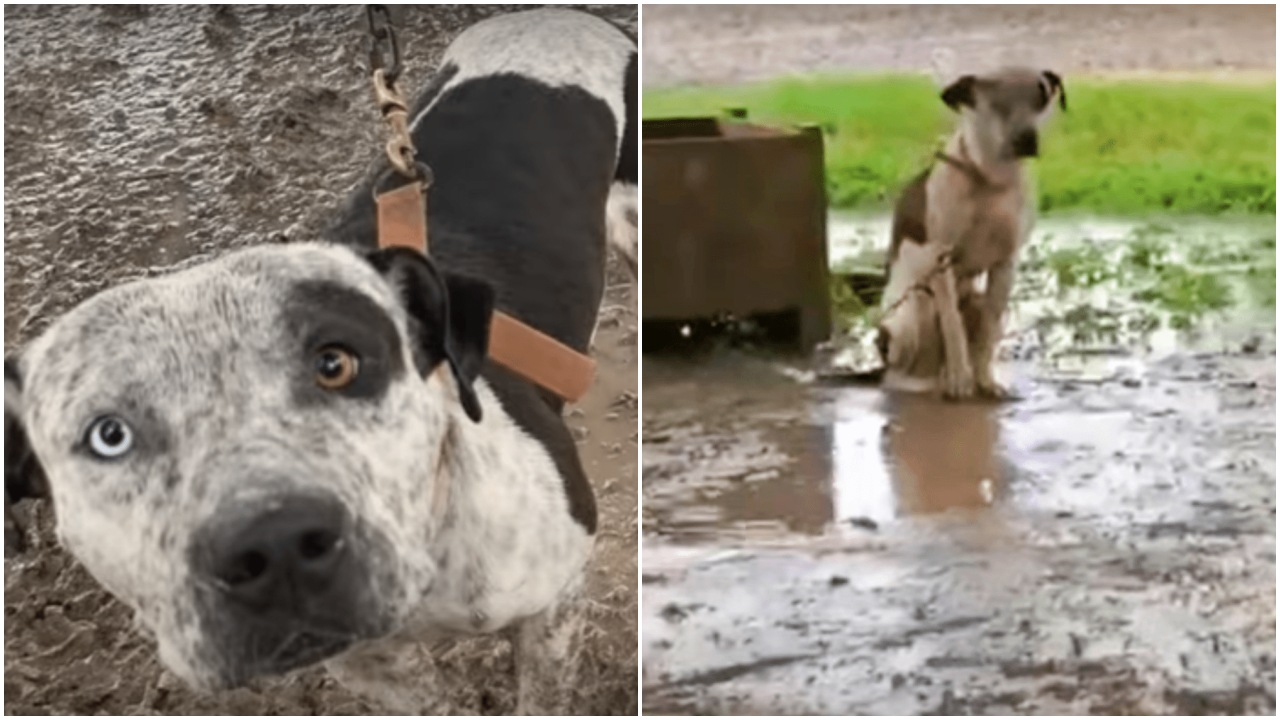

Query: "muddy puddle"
left=642, top=215, right=1276, bottom=714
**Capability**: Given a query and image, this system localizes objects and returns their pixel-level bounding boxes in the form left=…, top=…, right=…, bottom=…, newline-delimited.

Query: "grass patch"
left=1019, top=219, right=1274, bottom=339
left=823, top=215, right=1273, bottom=355
left=645, top=74, right=1276, bottom=215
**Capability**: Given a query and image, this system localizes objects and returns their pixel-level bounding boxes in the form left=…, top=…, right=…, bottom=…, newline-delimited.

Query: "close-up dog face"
left=5, top=243, right=493, bottom=689
left=942, top=67, right=1067, bottom=162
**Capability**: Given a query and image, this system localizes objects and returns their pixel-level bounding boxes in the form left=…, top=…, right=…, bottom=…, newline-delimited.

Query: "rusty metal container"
left=642, top=116, right=832, bottom=350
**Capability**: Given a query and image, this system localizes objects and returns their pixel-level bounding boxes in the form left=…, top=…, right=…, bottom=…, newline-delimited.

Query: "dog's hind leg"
left=881, top=291, right=946, bottom=393
left=879, top=239, right=946, bottom=392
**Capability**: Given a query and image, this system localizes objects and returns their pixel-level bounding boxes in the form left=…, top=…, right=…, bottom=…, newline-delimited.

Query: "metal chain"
left=365, top=5, right=427, bottom=184
left=879, top=249, right=953, bottom=318
left=366, top=5, right=402, bottom=83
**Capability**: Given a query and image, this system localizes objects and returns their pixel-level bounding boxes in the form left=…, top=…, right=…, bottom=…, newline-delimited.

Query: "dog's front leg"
left=973, top=259, right=1015, bottom=399
left=511, top=597, right=586, bottom=714
left=929, top=261, right=975, bottom=399
left=325, top=633, right=454, bottom=714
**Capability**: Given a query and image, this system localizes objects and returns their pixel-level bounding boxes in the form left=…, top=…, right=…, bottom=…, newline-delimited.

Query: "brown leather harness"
left=373, top=181, right=597, bottom=403
left=366, top=8, right=596, bottom=406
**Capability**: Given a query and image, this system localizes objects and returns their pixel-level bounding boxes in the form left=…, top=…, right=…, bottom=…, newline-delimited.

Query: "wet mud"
left=643, top=340, right=1275, bottom=714
left=642, top=214, right=1276, bottom=714
left=4, top=5, right=637, bottom=715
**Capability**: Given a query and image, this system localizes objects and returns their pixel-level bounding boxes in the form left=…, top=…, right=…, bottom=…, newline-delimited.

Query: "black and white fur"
left=4, top=9, right=636, bottom=714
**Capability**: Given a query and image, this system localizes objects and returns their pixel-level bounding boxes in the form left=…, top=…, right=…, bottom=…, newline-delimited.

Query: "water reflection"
left=644, top=351, right=1016, bottom=542
left=831, top=391, right=1006, bottom=526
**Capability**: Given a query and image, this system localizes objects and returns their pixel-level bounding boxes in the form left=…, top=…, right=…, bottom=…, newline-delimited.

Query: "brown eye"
left=314, top=345, right=359, bottom=390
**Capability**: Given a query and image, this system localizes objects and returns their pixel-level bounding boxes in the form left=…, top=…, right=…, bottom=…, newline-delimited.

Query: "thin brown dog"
left=878, top=67, right=1066, bottom=399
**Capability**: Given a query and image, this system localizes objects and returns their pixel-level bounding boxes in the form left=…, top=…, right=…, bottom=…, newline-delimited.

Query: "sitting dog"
left=4, top=8, right=636, bottom=714
left=878, top=67, right=1065, bottom=399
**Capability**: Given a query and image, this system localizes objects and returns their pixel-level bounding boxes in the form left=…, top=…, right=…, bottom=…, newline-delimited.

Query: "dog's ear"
left=364, top=248, right=494, bottom=423
left=1042, top=70, right=1067, bottom=111
left=6, top=357, right=47, bottom=555
left=941, top=74, right=977, bottom=111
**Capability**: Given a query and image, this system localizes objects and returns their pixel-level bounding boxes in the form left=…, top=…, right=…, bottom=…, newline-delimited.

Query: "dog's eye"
left=314, top=345, right=360, bottom=390
left=85, top=416, right=134, bottom=459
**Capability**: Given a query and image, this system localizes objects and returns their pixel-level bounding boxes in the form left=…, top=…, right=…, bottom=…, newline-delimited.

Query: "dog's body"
left=878, top=67, right=1065, bottom=399
left=5, top=9, right=635, bottom=714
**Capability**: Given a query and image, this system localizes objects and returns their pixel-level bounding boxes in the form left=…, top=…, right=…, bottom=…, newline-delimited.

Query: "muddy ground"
left=643, top=345, right=1275, bottom=715
left=641, top=5, right=1275, bottom=716
left=4, top=5, right=636, bottom=715
left=642, top=4, right=1276, bottom=86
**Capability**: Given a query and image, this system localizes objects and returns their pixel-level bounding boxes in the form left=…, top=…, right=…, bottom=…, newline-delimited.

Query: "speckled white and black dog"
left=4, top=9, right=635, bottom=714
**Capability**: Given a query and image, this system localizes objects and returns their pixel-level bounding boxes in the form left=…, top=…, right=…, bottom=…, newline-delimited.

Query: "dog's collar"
left=934, top=150, right=990, bottom=186
left=934, top=137, right=1006, bottom=191
left=374, top=180, right=597, bottom=404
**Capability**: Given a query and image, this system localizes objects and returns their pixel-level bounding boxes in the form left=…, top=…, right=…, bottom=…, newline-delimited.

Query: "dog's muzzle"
left=1012, top=129, right=1039, bottom=158
left=190, top=492, right=392, bottom=684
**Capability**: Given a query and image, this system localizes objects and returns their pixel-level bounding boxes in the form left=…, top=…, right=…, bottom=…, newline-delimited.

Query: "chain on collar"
left=880, top=248, right=954, bottom=318
left=365, top=5, right=430, bottom=186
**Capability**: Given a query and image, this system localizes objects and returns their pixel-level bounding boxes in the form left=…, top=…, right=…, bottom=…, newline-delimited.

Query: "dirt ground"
left=642, top=4, right=1276, bottom=86
left=3, top=5, right=636, bottom=715
left=643, top=348, right=1275, bottom=715
left=640, top=4, right=1275, bottom=716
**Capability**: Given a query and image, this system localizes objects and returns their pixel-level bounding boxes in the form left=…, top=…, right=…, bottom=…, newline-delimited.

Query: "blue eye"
left=86, top=416, right=134, bottom=459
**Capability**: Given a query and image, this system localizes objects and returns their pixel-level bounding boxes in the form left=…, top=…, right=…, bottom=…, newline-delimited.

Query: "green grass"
left=645, top=74, right=1277, bottom=214
left=1020, top=220, right=1274, bottom=336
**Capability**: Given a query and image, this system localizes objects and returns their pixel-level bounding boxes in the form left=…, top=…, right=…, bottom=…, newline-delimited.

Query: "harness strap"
left=489, top=312, right=597, bottom=402
left=374, top=183, right=597, bottom=403
left=376, top=180, right=430, bottom=252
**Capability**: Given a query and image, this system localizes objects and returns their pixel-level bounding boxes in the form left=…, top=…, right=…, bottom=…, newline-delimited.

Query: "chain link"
left=365, top=5, right=402, bottom=83
left=365, top=5, right=427, bottom=184
left=880, top=249, right=953, bottom=318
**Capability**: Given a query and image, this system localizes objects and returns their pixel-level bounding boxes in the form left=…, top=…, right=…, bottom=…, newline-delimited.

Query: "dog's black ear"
left=364, top=248, right=494, bottom=423
left=941, top=75, right=977, bottom=111
left=6, top=358, right=47, bottom=556
left=1042, top=70, right=1067, bottom=111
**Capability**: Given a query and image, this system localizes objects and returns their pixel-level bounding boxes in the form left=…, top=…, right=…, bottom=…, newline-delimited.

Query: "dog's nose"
left=1012, top=129, right=1039, bottom=157
left=190, top=493, right=392, bottom=683
left=196, top=494, right=352, bottom=612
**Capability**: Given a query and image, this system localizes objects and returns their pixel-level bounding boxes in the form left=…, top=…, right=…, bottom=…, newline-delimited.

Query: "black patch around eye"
left=1037, top=82, right=1050, bottom=111
left=285, top=282, right=406, bottom=405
